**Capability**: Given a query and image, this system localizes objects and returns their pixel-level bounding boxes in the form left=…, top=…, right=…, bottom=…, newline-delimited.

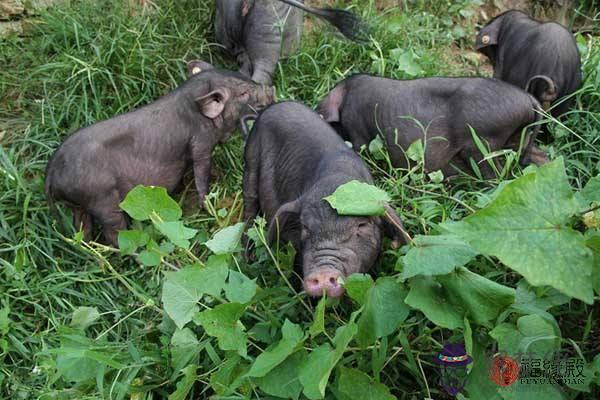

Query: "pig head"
left=475, top=10, right=581, bottom=118
left=45, top=61, right=274, bottom=245
left=243, top=101, right=410, bottom=298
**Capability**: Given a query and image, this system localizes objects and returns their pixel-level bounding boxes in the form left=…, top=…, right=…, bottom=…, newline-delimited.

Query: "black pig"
left=475, top=10, right=581, bottom=117
left=317, top=74, right=548, bottom=178
left=215, top=0, right=366, bottom=85
left=243, top=101, right=410, bottom=298
left=45, top=61, right=274, bottom=245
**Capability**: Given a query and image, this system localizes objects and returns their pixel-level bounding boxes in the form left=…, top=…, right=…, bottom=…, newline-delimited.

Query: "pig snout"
left=303, top=268, right=345, bottom=298
left=248, top=85, right=275, bottom=114
left=261, top=85, right=276, bottom=106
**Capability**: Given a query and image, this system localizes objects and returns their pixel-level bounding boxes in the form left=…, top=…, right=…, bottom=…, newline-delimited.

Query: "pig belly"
left=118, top=159, right=187, bottom=197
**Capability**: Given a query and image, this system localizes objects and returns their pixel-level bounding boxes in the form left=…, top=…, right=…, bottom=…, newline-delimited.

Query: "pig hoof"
left=304, top=269, right=345, bottom=298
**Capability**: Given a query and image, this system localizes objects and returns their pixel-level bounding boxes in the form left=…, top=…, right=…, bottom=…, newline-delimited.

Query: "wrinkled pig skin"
left=45, top=61, right=274, bottom=245
left=243, top=101, right=410, bottom=298
left=317, top=74, right=548, bottom=178
left=215, top=0, right=303, bottom=85
left=475, top=10, right=581, bottom=118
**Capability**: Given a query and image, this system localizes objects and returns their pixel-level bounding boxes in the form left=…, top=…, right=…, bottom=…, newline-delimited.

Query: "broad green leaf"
left=53, top=329, right=125, bottom=383
left=356, top=277, right=409, bottom=347
left=170, top=328, right=200, bottom=373
left=324, top=180, right=390, bottom=216
left=465, top=339, right=502, bottom=400
left=246, top=320, right=304, bottom=378
left=499, top=381, right=565, bottom=400
left=581, top=174, right=600, bottom=204
left=405, top=268, right=515, bottom=329
left=138, top=248, right=162, bottom=266
left=118, top=230, right=149, bottom=255
left=299, top=316, right=358, bottom=399
left=162, top=256, right=229, bottom=329
left=56, top=350, right=103, bottom=383
left=344, top=274, right=374, bottom=305
left=194, top=302, right=247, bottom=357
left=390, top=49, right=422, bottom=76
left=154, top=220, right=197, bottom=249
left=586, top=234, right=600, bottom=295
left=168, top=365, right=197, bottom=400
left=299, top=344, right=334, bottom=399
left=437, top=268, right=515, bottom=324
left=210, top=355, right=249, bottom=396
left=489, top=323, right=524, bottom=354
left=405, top=276, right=463, bottom=329
left=309, top=297, right=326, bottom=338
left=368, top=136, right=387, bottom=160
left=511, top=280, right=570, bottom=316
left=256, top=350, right=306, bottom=400
left=445, top=159, right=593, bottom=303
left=406, top=139, right=424, bottom=162
left=400, top=234, right=478, bottom=280
left=224, top=270, right=258, bottom=304
left=337, top=367, right=396, bottom=400
left=120, top=185, right=181, bottom=221
left=490, top=314, right=560, bottom=356
left=516, top=314, right=560, bottom=355
left=138, top=239, right=162, bottom=266
left=205, top=222, right=245, bottom=254
left=70, top=307, right=100, bottom=330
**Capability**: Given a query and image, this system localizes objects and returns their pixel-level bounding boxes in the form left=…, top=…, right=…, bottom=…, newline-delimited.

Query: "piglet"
left=243, top=101, right=410, bottom=298
left=216, top=0, right=367, bottom=85
left=475, top=10, right=581, bottom=117
left=317, top=74, right=548, bottom=178
left=45, top=61, right=274, bottom=245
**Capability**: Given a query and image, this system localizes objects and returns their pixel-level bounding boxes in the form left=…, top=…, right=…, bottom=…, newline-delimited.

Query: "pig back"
left=248, top=101, right=367, bottom=215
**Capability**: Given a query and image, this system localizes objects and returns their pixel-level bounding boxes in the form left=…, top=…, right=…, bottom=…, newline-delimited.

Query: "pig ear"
left=317, top=84, right=346, bottom=123
left=475, top=15, right=504, bottom=50
left=381, top=204, right=411, bottom=248
left=187, top=60, right=215, bottom=77
left=196, top=89, right=231, bottom=119
left=267, top=200, right=301, bottom=244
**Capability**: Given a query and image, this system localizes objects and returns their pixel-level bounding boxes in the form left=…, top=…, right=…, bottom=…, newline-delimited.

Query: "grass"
left=0, top=0, right=599, bottom=399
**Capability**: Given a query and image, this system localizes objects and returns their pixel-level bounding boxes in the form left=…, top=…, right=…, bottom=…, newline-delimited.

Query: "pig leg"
left=190, top=141, right=213, bottom=208
left=242, top=142, right=260, bottom=258
left=458, top=146, right=498, bottom=179
left=242, top=146, right=260, bottom=223
left=243, top=1, right=285, bottom=85
left=89, top=193, right=127, bottom=246
left=423, top=135, right=460, bottom=176
left=72, top=207, right=93, bottom=241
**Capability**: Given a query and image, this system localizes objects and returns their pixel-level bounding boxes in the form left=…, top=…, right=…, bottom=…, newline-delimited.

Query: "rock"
left=0, top=1, right=25, bottom=20
left=28, top=0, right=63, bottom=13
left=0, top=20, right=23, bottom=36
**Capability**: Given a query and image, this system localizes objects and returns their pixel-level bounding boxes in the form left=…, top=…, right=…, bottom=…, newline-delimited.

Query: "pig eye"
left=356, top=221, right=371, bottom=233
